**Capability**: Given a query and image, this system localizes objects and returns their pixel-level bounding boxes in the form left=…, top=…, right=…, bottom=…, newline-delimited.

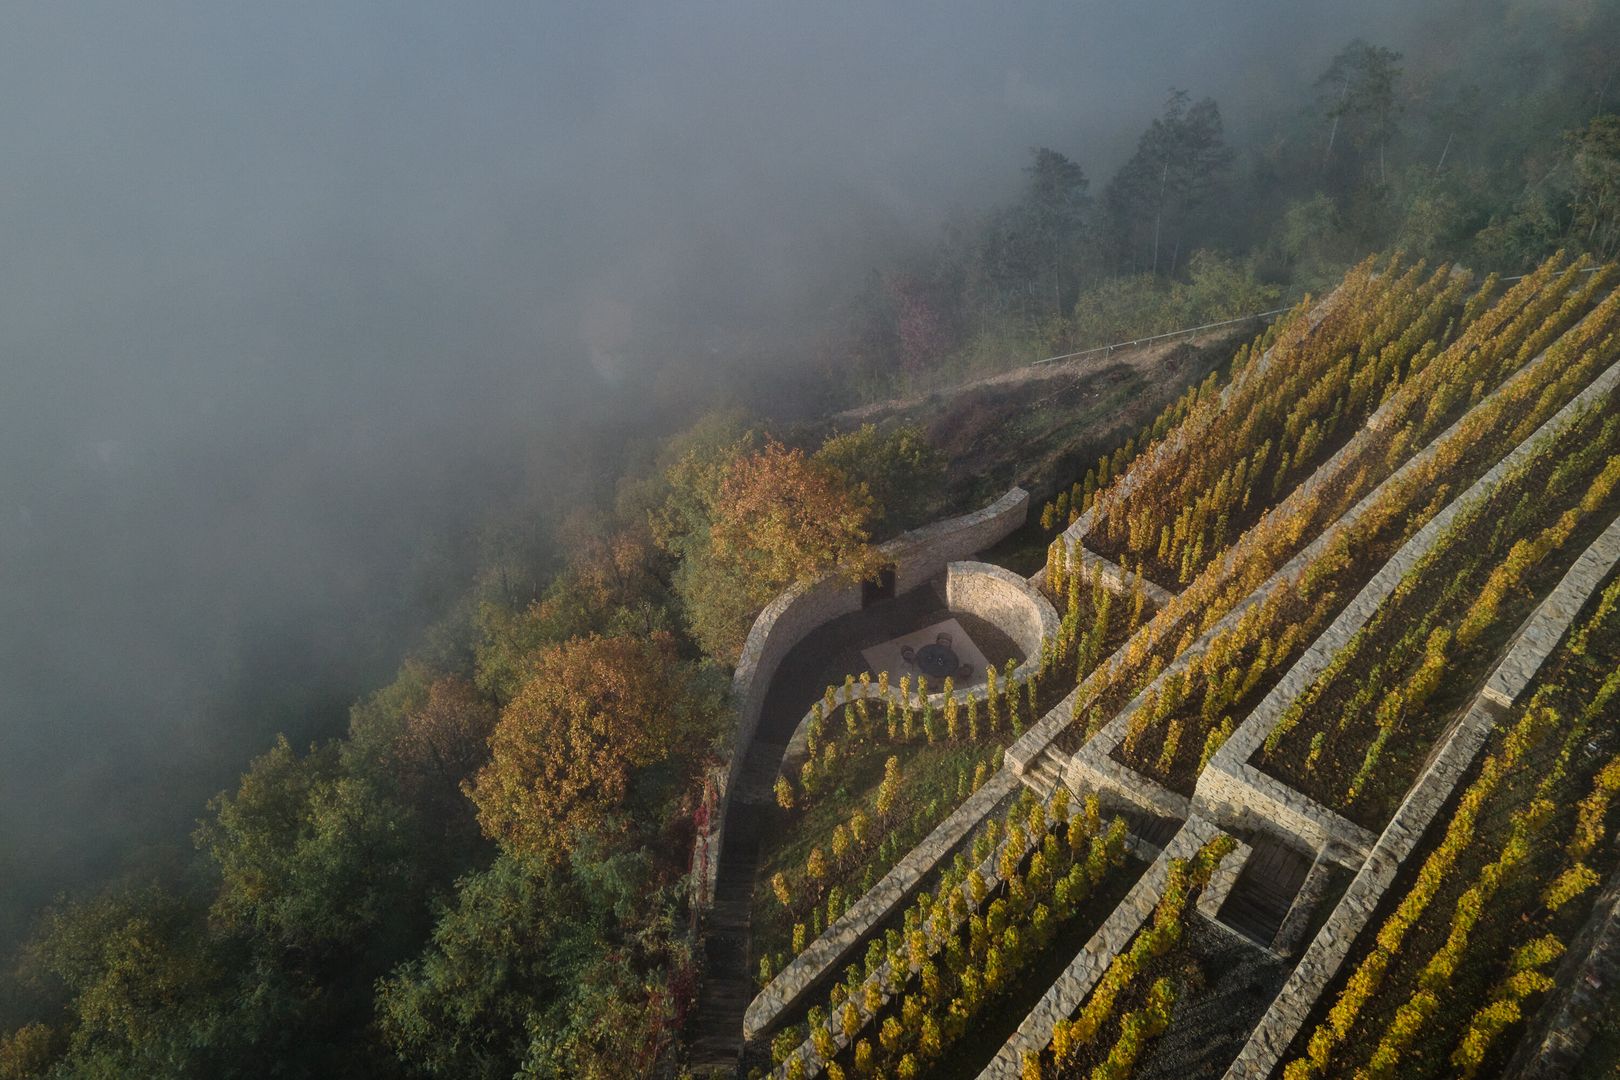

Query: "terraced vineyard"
left=713, top=252, right=1620, bottom=1080
left=749, top=564, right=1148, bottom=983
left=1283, top=566, right=1620, bottom=1079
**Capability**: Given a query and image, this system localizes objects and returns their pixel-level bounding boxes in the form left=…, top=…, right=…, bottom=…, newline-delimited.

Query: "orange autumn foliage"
left=709, top=439, right=881, bottom=590
left=468, top=632, right=702, bottom=859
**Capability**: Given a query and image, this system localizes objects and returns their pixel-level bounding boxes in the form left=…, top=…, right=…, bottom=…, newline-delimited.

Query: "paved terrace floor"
left=689, top=575, right=1020, bottom=1073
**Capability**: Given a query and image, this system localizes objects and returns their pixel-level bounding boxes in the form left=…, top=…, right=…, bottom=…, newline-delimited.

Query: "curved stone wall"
left=945, top=560, right=1059, bottom=673
left=728, top=489, right=1030, bottom=766
left=776, top=560, right=1058, bottom=774
left=700, top=487, right=1031, bottom=904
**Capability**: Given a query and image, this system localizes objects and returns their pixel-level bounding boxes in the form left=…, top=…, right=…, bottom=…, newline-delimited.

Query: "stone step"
left=1215, top=838, right=1311, bottom=946
left=1024, top=755, right=1063, bottom=796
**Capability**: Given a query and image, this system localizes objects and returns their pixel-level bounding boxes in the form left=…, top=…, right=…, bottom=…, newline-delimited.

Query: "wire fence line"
left=1501, top=264, right=1603, bottom=282
left=1029, top=307, right=1292, bottom=367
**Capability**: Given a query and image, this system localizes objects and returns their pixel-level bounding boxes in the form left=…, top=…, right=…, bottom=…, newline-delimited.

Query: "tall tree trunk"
left=1322, top=78, right=1348, bottom=173
left=1152, top=159, right=1169, bottom=276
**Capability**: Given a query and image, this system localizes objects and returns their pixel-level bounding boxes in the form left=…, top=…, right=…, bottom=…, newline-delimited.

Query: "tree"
left=376, top=854, right=606, bottom=1080
left=539, top=516, right=674, bottom=642
left=1316, top=40, right=1404, bottom=192
left=13, top=885, right=318, bottom=1078
left=197, top=737, right=424, bottom=957
left=469, top=632, right=714, bottom=860
left=1568, top=113, right=1620, bottom=260
left=884, top=272, right=957, bottom=374
left=1024, top=148, right=1093, bottom=316
left=365, top=675, right=497, bottom=845
left=710, top=439, right=880, bottom=590
left=1104, top=91, right=1232, bottom=274
left=0, top=1024, right=57, bottom=1080
left=979, top=147, right=1093, bottom=318
left=674, top=439, right=880, bottom=659
left=815, top=424, right=945, bottom=532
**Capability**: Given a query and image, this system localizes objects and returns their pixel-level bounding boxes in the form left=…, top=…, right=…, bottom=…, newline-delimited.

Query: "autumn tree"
left=371, top=675, right=497, bottom=841
left=469, top=632, right=717, bottom=859
left=670, top=438, right=880, bottom=659
left=710, top=439, right=880, bottom=587
left=473, top=516, right=674, bottom=701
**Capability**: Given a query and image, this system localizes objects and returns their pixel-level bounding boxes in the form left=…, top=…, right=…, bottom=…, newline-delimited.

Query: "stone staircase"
left=689, top=737, right=789, bottom=1074
left=1021, top=752, right=1065, bottom=796
left=1214, top=836, right=1311, bottom=948
left=689, top=853, right=754, bottom=1071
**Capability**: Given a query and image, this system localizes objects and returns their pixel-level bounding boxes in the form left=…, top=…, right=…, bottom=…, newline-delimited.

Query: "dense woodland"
left=4, top=6, right=1620, bottom=1078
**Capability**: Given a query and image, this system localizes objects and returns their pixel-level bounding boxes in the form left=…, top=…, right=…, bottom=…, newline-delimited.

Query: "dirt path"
left=830, top=327, right=1259, bottom=426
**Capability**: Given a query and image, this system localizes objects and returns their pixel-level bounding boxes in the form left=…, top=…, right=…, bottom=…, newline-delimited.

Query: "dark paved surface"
left=688, top=576, right=1021, bottom=1073
left=1136, top=919, right=1288, bottom=1080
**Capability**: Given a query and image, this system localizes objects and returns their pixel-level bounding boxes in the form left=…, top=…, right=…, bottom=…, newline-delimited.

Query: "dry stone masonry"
left=699, top=278, right=1620, bottom=1079
left=1219, top=504, right=1620, bottom=1080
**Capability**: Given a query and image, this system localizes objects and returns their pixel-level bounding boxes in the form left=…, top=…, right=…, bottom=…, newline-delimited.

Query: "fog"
left=1, top=1, right=1449, bottom=950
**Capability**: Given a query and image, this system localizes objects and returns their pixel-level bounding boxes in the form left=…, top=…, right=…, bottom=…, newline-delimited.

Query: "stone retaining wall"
left=1198, top=347, right=1620, bottom=862
left=886, top=489, right=1033, bottom=596
left=1219, top=507, right=1620, bottom=1080
left=1056, top=338, right=1620, bottom=862
left=1196, top=836, right=1254, bottom=921
left=947, top=560, right=1060, bottom=663
left=977, top=815, right=1235, bottom=1079
left=704, top=488, right=1030, bottom=903
left=1272, top=847, right=1344, bottom=957
left=779, top=560, right=1059, bottom=769
left=743, top=768, right=1018, bottom=1041
left=1066, top=745, right=1193, bottom=822
left=1194, top=765, right=1374, bottom=865
left=1053, top=290, right=1342, bottom=560
left=731, top=488, right=1030, bottom=777
left=1005, top=295, right=1411, bottom=785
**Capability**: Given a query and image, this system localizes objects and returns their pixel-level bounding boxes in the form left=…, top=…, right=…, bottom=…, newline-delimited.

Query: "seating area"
left=861, top=618, right=988, bottom=688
